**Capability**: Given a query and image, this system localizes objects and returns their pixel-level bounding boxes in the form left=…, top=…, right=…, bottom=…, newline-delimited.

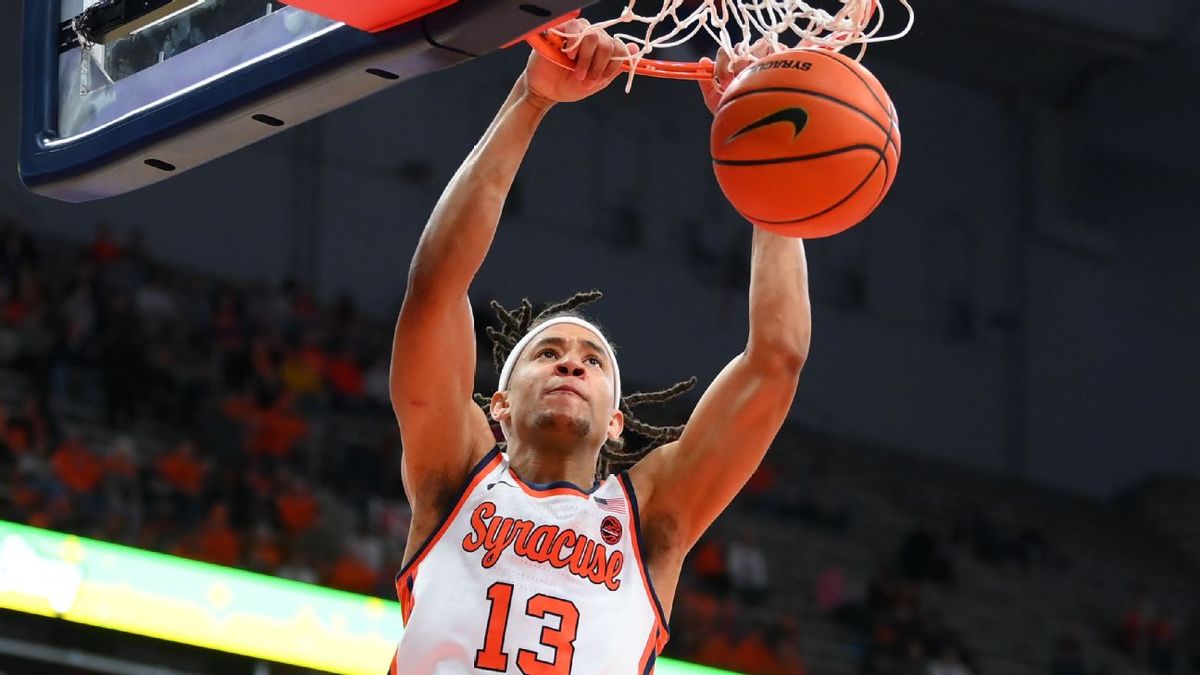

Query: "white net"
left=554, top=0, right=913, bottom=88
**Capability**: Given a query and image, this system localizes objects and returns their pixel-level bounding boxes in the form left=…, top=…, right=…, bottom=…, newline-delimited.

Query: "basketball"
left=710, top=49, right=901, bottom=238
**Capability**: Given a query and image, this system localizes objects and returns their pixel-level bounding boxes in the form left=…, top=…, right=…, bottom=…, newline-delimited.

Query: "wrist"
left=517, top=74, right=557, bottom=112
left=520, top=90, right=557, bottom=113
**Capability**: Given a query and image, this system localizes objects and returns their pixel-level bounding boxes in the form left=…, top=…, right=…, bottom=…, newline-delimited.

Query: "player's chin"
left=532, top=410, right=591, bottom=437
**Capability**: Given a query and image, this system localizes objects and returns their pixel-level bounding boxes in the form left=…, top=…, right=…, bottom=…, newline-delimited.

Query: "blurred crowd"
left=0, top=219, right=406, bottom=595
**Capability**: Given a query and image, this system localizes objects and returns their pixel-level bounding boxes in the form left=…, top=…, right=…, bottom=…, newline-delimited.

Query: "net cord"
left=553, top=0, right=913, bottom=90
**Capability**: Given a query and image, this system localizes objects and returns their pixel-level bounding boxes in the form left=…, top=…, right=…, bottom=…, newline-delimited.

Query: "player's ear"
left=606, top=408, right=624, bottom=441
left=491, top=391, right=511, bottom=423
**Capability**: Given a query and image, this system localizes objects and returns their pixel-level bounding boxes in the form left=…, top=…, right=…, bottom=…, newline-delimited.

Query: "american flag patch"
left=595, top=496, right=627, bottom=514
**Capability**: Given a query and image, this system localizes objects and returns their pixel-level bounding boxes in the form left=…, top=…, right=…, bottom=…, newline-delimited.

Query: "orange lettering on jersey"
left=527, top=526, right=556, bottom=563
left=462, top=501, right=495, bottom=551
left=587, top=544, right=608, bottom=584
left=604, top=552, right=624, bottom=592
left=484, top=517, right=520, bottom=568
left=568, top=538, right=595, bottom=577
left=461, top=501, right=623, bottom=590
left=550, top=530, right=576, bottom=566
left=511, top=520, right=535, bottom=557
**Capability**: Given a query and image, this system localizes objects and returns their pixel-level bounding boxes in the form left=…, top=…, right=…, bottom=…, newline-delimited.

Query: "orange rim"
left=523, top=3, right=878, bottom=82
left=526, top=30, right=713, bottom=81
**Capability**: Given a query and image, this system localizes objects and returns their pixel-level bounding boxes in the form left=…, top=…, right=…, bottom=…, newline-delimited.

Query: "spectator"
left=250, top=335, right=283, bottom=397
left=276, top=472, right=320, bottom=536
left=51, top=433, right=104, bottom=497
left=727, top=532, right=770, bottom=605
left=245, top=521, right=284, bottom=573
left=324, top=341, right=365, bottom=409
left=134, top=267, right=178, bottom=327
left=731, top=627, right=782, bottom=674
left=223, top=386, right=309, bottom=468
left=283, top=279, right=321, bottom=330
left=691, top=535, right=729, bottom=595
left=154, top=438, right=208, bottom=525
left=195, top=503, right=241, bottom=567
left=325, top=546, right=379, bottom=595
left=281, top=336, right=324, bottom=400
left=88, top=223, right=123, bottom=264
left=362, top=356, right=390, bottom=411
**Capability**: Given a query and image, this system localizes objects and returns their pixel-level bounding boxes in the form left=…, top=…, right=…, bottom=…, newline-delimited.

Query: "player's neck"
left=505, top=440, right=598, bottom=490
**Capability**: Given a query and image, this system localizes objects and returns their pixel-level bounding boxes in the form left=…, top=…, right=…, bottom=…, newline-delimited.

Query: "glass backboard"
left=22, top=0, right=589, bottom=202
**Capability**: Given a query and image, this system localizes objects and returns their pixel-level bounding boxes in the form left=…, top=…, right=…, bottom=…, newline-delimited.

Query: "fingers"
left=714, top=48, right=733, bottom=82
left=572, top=30, right=631, bottom=82
left=589, top=34, right=615, bottom=80
left=572, top=34, right=599, bottom=81
left=698, top=57, right=716, bottom=92
left=601, top=42, right=634, bottom=81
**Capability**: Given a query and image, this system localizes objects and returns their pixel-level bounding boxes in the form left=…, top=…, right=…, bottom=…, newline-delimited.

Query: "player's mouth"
left=546, top=384, right=587, bottom=401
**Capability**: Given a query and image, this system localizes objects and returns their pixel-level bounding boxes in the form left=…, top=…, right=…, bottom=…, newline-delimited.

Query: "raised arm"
left=632, top=226, right=811, bottom=549
left=391, top=26, right=630, bottom=509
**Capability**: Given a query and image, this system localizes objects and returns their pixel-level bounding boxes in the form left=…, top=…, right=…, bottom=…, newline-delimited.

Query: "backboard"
left=21, top=0, right=588, bottom=202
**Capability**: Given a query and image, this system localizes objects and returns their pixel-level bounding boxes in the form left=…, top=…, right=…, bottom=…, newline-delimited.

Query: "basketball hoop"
left=526, top=0, right=912, bottom=85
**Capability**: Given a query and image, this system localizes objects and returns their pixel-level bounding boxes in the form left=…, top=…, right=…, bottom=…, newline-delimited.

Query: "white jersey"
left=391, top=448, right=669, bottom=675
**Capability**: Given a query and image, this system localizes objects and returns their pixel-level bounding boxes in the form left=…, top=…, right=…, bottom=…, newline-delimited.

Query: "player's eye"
left=586, top=356, right=603, bottom=367
left=538, top=349, right=558, bottom=359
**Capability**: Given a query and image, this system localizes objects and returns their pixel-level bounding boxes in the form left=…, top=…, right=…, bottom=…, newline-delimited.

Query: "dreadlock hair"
left=474, top=290, right=697, bottom=481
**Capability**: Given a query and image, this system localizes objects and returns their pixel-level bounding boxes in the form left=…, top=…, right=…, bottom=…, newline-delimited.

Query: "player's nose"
left=555, top=360, right=585, bottom=377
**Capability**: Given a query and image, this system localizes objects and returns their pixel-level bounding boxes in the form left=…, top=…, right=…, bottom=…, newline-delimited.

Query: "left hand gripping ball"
left=710, top=50, right=901, bottom=238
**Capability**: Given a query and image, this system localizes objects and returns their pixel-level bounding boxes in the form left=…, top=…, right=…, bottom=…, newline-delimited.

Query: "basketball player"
left=388, top=21, right=810, bottom=673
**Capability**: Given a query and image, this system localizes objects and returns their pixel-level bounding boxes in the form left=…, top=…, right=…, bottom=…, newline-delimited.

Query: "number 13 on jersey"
left=475, top=582, right=581, bottom=674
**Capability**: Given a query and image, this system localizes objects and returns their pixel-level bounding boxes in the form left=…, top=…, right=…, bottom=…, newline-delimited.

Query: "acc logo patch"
left=600, top=516, right=623, bottom=545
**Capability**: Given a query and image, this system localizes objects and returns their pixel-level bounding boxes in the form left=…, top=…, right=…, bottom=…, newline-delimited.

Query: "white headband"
left=497, top=317, right=621, bottom=409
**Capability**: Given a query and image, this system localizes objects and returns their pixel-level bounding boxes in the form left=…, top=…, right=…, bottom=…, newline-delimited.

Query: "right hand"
left=523, top=19, right=634, bottom=106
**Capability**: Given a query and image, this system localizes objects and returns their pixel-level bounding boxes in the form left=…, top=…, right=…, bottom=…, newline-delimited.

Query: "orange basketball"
left=710, top=49, right=901, bottom=238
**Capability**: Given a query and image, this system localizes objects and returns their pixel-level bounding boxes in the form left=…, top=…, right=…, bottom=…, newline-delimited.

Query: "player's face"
left=495, top=324, right=623, bottom=446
